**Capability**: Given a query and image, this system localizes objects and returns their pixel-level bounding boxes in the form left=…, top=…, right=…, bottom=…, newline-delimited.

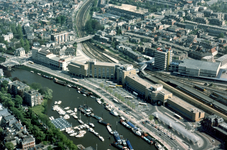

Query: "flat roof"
left=127, top=74, right=152, bottom=88
left=71, top=60, right=86, bottom=66
left=179, top=59, right=220, bottom=71
left=95, top=62, right=118, bottom=67
left=216, top=54, right=227, bottom=62
left=168, top=96, right=203, bottom=113
left=109, top=4, right=148, bottom=15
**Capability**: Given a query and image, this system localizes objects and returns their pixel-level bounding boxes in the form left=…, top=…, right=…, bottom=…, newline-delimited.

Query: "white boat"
left=93, top=131, right=99, bottom=136
left=64, top=114, right=70, bottom=119
left=155, top=142, right=164, bottom=150
left=57, top=101, right=62, bottom=104
left=51, top=116, right=54, bottom=120
left=37, top=73, right=41, bottom=76
left=78, top=91, right=81, bottom=93
left=83, top=94, right=86, bottom=97
left=96, top=99, right=102, bottom=104
left=107, top=125, right=113, bottom=134
left=110, top=109, right=119, bottom=117
left=73, top=115, right=78, bottom=119
left=76, top=130, right=86, bottom=138
left=67, top=84, right=72, bottom=88
left=88, top=123, right=95, bottom=128
left=84, top=124, right=89, bottom=128
left=74, top=108, right=77, bottom=113
left=98, top=135, right=104, bottom=142
left=78, top=119, right=84, bottom=124
left=70, top=112, right=76, bottom=116
left=132, top=128, right=142, bottom=136
left=66, top=110, right=73, bottom=113
left=88, top=128, right=94, bottom=133
left=54, top=101, right=58, bottom=104
left=105, top=104, right=112, bottom=111
left=30, top=71, right=34, bottom=73
left=49, top=117, right=52, bottom=120
left=64, top=107, right=70, bottom=110
left=70, top=133, right=77, bottom=136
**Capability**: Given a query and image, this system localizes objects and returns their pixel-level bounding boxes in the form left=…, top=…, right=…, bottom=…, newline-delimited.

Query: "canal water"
left=11, top=69, right=156, bottom=150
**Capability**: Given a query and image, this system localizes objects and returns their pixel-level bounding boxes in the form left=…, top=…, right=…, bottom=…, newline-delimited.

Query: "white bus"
left=108, top=85, right=115, bottom=88
left=113, top=98, right=119, bottom=103
left=72, top=78, right=79, bottom=82
left=138, top=102, right=147, bottom=106
left=174, top=113, right=182, bottom=119
left=125, top=96, right=133, bottom=99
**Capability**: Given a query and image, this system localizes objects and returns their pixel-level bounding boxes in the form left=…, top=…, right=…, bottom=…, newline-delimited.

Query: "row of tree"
left=0, top=81, right=77, bottom=150
left=85, top=19, right=104, bottom=34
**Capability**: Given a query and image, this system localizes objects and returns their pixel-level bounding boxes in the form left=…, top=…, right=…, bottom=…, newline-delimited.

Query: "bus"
left=116, top=85, right=123, bottom=87
left=108, top=85, right=115, bottom=88
left=174, top=113, right=182, bottom=119
left=125, top=96, right=133, bottom=99
left=138, top=102, right=147, bottom=106
left=72, top=78, right=79, bottom=82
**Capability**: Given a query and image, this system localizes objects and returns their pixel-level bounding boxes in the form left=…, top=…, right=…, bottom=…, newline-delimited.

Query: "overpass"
left=0, top=59, right=20, bottom=70
left=74, top=35, right=94, bottom=43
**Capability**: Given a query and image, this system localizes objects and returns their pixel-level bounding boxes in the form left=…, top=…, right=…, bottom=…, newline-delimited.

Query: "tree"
left=56, top=16, right=61, bottom=24
left=30, top=83, right=42, bottom=90
left=20, top=38, right=24, bottom=47
left=38, top=87, right=53, bottom=100
left=218, top=33, right=225, bottom=38
left=14, top=95, right=23, bottom=108
left=3, top=100, right=14, bottom=108
left=0, top=127, right=3, bottom=135
left=17, top=24, right=23, bottom=39
left=117, top=28, right=122, bottom=35
left=99, top=83, right=104, bottom=88
left=5, top=142, right=14, bottom=150
left=149, top=115, right=154, bottom=121
left=24, top=39, right=30, bottom=53
left=1, top=80, right=8, bottom=90
left=12, top=77, right=20, bottom=81
left=57, top=142, right=64, bottom=150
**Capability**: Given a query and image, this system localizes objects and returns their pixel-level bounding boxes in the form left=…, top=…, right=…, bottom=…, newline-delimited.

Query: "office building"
left=154, top=48, right=172, bottom=71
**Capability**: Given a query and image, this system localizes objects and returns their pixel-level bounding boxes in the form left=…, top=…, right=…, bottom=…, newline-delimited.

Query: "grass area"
left=31, top=99, right=47, bottom=118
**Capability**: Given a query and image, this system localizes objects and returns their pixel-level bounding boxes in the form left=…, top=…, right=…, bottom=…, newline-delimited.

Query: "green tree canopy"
left=218, top=33, right=225, bottom=38
left=17, top=24, right=23, bottom=39
left=14, top=95, right=23, bottom=108
left=30, top=83, right=42, bottom=90
left=38, top=87, right=53, bottom=100
left=5, top=142, right=14, bottom=150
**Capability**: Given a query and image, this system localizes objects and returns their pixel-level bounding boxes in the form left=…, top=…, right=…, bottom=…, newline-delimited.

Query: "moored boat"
left=110, top=109, right=119, bottom=117
left=88, top=123, right=95, bottom=128
left=107, top=125, right=113, bottom=134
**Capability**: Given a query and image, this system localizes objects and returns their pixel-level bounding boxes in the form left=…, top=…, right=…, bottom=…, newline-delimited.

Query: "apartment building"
left=24, top=90, right=43, bottom=107
left=8, top=80, right=30, bottom=96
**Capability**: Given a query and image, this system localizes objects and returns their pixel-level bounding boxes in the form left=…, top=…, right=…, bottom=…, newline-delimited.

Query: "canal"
left=11, top=69, right=156, bottom=150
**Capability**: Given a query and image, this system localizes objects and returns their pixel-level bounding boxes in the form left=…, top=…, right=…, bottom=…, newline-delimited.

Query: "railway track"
left=145, top=70, right=227, bottom=96
left=75, top=0, right=115, bottom=63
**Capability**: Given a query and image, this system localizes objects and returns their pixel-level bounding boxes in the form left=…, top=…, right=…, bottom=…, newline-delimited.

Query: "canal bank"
left=11, top=68, right=158, bottom=150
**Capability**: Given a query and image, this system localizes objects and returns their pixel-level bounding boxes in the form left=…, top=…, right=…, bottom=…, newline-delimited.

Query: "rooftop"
left=179, top=59, right=220, bottom=71
left=168, top=96, right=203, bottom=113
left=127, top=74, right=152, bottom=89
left=109, top=4, right=148, bottom=15
left=216, top=54, right=227, bottom=62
